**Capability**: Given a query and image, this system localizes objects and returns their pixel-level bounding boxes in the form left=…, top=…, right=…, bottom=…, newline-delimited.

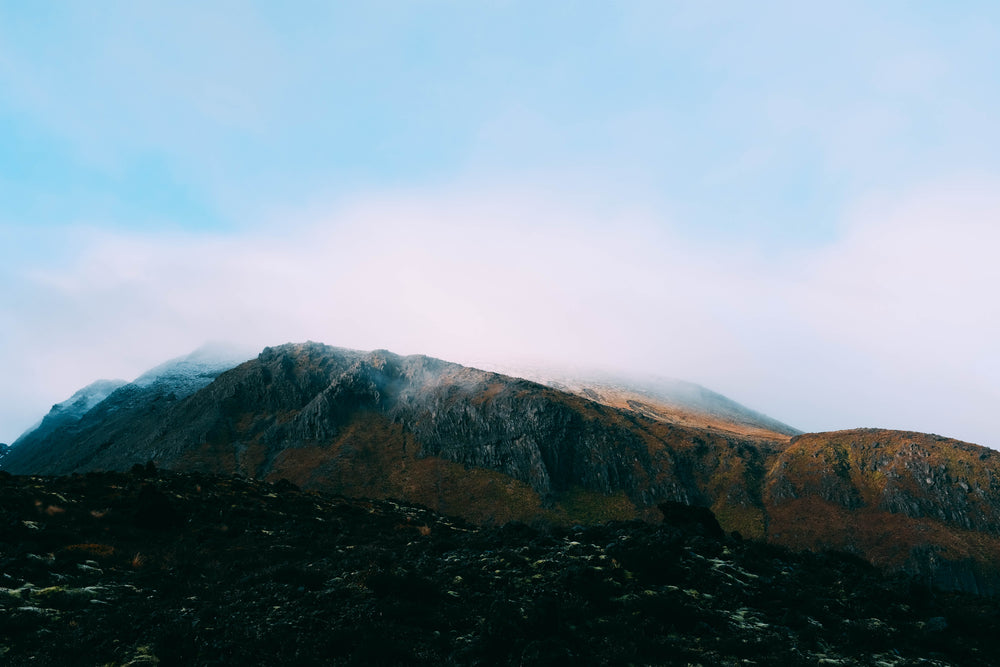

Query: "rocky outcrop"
left=764, top=429, right=1000, bottom=594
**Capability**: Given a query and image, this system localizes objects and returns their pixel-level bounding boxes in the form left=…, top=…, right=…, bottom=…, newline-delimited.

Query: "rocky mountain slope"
left=3, top=467, right=999, bottom=666
left=11, top=379, right=126, bottom=449
left=2, top=343, right=780, bottom=530
left=4, top=342, right=1000, bottom=595
left=6, top=345, right=253, bottom=473
left=765, top=429, right=1000, bottom=595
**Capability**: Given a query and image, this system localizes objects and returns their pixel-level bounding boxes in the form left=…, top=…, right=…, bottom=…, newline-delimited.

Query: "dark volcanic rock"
left=2, top=470, right=1000, bottom=666
left=132, top=484, right=183, bottom=530
left=659, top=500, right=725, bottom=539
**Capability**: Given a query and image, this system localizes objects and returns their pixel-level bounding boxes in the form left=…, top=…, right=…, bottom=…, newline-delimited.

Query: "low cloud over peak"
left=2, top=177, right=999, bottom=448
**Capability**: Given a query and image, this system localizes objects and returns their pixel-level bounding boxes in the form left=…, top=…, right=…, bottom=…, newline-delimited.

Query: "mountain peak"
left=133, top=342, right=255, bottom=392
left=12, top=378, right=127, bottom=446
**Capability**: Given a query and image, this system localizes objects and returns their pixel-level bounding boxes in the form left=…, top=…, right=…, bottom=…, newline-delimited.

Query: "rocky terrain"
left=5, top=342, right=1000, bottom=596
left=3, top=467, right=1000, bottom=666
left=0, top=343, right=782, bottom=529
left=765, top=429, right=1000, bottom=595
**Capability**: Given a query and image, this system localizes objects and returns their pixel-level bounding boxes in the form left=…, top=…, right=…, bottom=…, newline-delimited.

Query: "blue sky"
left=2, top=2, right=1000, bottom=447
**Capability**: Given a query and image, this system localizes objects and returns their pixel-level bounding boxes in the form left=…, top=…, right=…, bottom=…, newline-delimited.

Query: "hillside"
left=10, top=379, right=126, bottom=449
left=5, top=343, right=1000, bottom=595
left=2, top=468, right=999, bottom=666
left=7, top=345, right=252, bottom=467
left=766, top=429, right=1000, bottom=594
left=1, top=343, right=780, bottom=532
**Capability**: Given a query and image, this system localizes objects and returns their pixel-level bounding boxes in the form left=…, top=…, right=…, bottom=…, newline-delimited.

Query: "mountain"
left=2, top=343, right=782, bottom=529
left=765, top=428, right=1000, bottom=594
left=130, top=342, right=255, bottom=396
left=4, top=344, right=253, bottom=473
left=5, top=341, right=1000, bottom=595
left=530, top=372, right=801, bottom=441
left=3, top=467, right=999, bottom=666
left=11, top=379, right=126, bottom=447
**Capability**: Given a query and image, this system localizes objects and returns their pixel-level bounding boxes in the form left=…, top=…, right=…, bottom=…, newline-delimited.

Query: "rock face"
left=5, top=342, right=1000, bottom=596
left=3, top=468, right=1000, bottom=666
left=765, top=429, right=1000, bottom=596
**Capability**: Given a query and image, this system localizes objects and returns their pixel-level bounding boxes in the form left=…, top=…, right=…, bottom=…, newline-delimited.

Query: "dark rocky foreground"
left=2, top=468, right=999, bottom=666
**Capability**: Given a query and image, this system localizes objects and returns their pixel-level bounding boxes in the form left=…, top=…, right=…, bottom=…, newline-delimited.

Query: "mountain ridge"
left=458, top=362, right=800, bottom=440
left=11, top=378, right=126, bottom=448
left=5, top=341, right=1000, bottom=595
left=5, top=345, right=255, bottom=471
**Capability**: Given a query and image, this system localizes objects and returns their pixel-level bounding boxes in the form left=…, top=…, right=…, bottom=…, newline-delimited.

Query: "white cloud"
left=2, top=179, right=999, bottom=448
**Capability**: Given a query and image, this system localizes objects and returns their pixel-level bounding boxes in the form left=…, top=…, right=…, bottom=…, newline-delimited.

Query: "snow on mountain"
left=7, top=343, right=255, bottom=449
left=12, top=378, right=127, bottom=446
left=131, top=342, right=256, bottom=399
left=56, top=378, right=129, bottom=415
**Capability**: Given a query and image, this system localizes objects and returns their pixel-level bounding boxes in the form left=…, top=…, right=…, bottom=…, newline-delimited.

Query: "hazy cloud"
left=2, top=3, right=999, bottom=450
left=3, top=178, right=999, bottom=447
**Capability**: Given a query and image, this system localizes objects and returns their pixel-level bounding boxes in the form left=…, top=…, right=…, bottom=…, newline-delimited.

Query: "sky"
left=2, top=1, right=999, bottom=448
